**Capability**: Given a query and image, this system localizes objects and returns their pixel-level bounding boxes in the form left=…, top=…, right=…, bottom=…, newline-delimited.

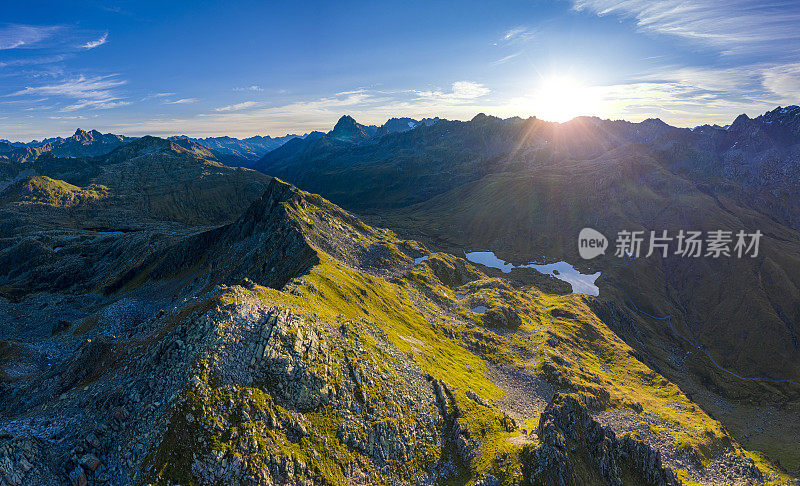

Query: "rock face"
left=327, top=115, right=377, bottom=143
left=151, top=293, right=450, bottom=485
left=214, top=307, right=334, bottom=411
left=522, top=393, right=681, bottom=486
left=374, top=117, right=420, bottom=138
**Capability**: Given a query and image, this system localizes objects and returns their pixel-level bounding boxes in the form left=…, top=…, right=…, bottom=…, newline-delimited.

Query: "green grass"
left=254, top=253, right=503, bottom=400
left=2, top=175, right=109, bottom=206
left=530, top=291, right=731, bottom=461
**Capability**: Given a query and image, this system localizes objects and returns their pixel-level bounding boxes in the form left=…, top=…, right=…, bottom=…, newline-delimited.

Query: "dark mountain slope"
left=0, top=135, right=272, bottom=232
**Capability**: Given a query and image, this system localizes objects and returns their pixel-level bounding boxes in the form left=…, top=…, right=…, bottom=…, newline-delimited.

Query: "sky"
left=1, top=0, right=799, bottom=140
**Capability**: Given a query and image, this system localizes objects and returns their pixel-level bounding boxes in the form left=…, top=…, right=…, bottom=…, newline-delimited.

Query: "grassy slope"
left=255, top=253, right=786, bottom=482
left=377, top=157, right=800, bottom=474
left=139, top=180, right=787, bottom=483
left=0, top=175, right=109, bottom=207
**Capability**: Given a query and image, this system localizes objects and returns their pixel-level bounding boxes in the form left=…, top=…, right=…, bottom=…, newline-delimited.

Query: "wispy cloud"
left=62, top=99, right=130, bottom=111
left=141, top=92, right=175, bottom=101
left=500, top=26, right=535, bottom=44
left=215, top=101, right=260, bottom=112
left=570, top=0, right=800, bottom=55
left=415, top=81, right=490, bottom=102
left=761, top=63, right=800, bottom=102
left=0, top=24, right=59, bottom=50
left=0, top=54, right=68, bottom=68
left=492, top=52, right=521, bottom=65
left=565, top=0, right=800, bottom=121
left=233, top=85, right=263, bottom=92
left=7, top=74, right=125, bottom=99
left=82, top=32, right=108, bottom=49
left=105, top=83, right=494, bottom=137
left=165, top=98, right=198, bottom=104
left=5, top=74, right=129, bottom=112
left=492, top=27, right=533, bottom=65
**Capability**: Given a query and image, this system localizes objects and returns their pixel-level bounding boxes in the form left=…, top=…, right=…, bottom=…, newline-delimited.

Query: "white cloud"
left=5, top=74, right=130, bottom=112
left=233, top=85, right=263, bottom=92
left=141, top=92, right=175, bottom=100
left=62, top=99, right=130, bottom=111
left=82, top=32, right=108, bottom=49
left=416, top=81, right=490, bottom=103
left=492, top=52, right=521, bottom=65
left=215, top=101, right=260, bottom=112
left=570, top=0, right=800, bottom=55
left=104, top=84, right=491, bottom=137
left=501, top=26, right=535, bottom=43
left=165, top=98, right=198, bottom=104
left=761, top=63, right=800, bottom=102
left=7, top=74, right=126, bottom=99
left=0, top=24, right=59, bottom=50
left=0, top=54, right=68, bottom=68
left=336, top=89, right=367, bottom=96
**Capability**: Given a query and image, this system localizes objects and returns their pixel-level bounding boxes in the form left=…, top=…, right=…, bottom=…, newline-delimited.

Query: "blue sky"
left=1, top=0, right=799, bottom=140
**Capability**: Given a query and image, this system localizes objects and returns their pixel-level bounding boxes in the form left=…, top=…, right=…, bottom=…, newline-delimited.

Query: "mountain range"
left=0, top=108, right=798, bottom=485
left=1, top=115, right=443, bottom=169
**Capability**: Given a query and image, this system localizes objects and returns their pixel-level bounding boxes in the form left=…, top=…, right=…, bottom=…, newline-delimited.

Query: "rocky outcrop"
left=228, top=308, right=334, bottom=411
left=424, top=253, right=482, bottom=288
left=521, top=393, right=681, bottom=486
left=0, top=437, right=41, bottom=486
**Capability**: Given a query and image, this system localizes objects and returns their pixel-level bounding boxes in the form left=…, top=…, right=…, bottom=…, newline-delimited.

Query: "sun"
left=529, top=75, right=597, bottom=123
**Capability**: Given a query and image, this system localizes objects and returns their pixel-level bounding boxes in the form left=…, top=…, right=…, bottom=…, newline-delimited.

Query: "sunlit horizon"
left=2, top=1, right=799, bottom=140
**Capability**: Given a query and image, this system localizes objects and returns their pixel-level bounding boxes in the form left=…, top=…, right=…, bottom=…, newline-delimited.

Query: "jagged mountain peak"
left=640, top=117, right=669, bottom=127
left=756, top=105, right=800, bottom=128
left=178, top=133, right=303, bottom=164
left=72, top=128, right=92, bottom=141
left=237, top=177, right=302, bottom=225
left=69, top=128, right=122, bottom=145
left=726, top=105, right=800, bottom=139
left=375, top=117, right=420, bottom=137
left=335, top=114, right=358, bottom=126
left=328, top=115, right=376, bottom=142
left=729, top=113, right=752, bottom=131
